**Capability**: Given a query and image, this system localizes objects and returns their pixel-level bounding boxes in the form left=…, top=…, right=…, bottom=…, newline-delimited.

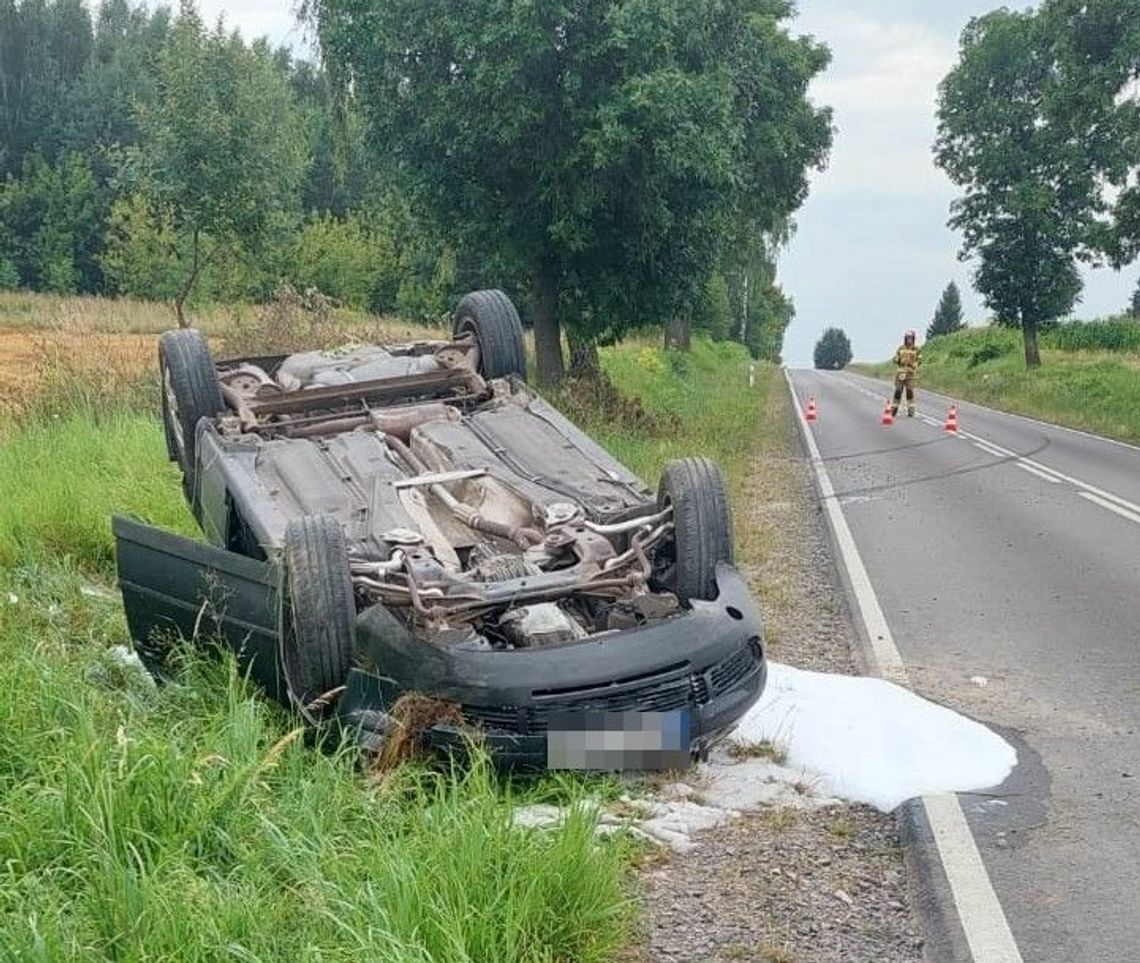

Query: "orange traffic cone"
left=944, top=405, right=959, bottom=434
left=805, top=397, right=818, bottom=423
left=881, top=400, right=895, bottom=427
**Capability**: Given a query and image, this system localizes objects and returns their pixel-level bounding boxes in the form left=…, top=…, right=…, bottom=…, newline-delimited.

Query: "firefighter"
left=892, top=330, right=921, bottom=418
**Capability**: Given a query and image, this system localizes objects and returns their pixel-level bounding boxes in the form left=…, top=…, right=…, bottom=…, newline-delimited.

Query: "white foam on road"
left=731, top=663, right=1017, bottom=813
left=517, top=663, right=1016, bottom=851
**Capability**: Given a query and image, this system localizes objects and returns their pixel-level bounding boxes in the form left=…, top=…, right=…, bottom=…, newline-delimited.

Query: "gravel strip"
left=625, top=378, right=925, bottom=963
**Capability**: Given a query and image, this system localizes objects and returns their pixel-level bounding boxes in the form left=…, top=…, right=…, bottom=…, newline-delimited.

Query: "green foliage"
left=585, top=335, right=762, bottom=489
left=694, top=272, right=735, bottom=342
left=127, top=1, right=308, bottom=321
left=313, top=0, right=831, bottom=381
left=813, top=327, right=852, bottom=370
left=99, top=192, right=184, bottom=301
left=1045, top=317, right=1140, bottom=353
left=927, top=281, right=965, bottom=340
left=1130, top=278, right=1140, bottom=319
left=936, top=2, right=1140, bottom=367
left=0, top=565, right=630, bottom=960
left=292, top=212, right=394, bottom=311
left=1041, top=0, right=1140, bottom=267
left=936, top=10, right=1082, bottom=366
left=0, top=151, right=103, bottom=293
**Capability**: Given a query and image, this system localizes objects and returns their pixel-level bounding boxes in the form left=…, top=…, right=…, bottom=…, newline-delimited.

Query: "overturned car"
left=115, top=290, right=767, bottom=769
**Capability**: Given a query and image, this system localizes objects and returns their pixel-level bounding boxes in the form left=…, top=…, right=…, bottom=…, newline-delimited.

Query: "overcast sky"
left=191, top=0, right=1137, bottom=363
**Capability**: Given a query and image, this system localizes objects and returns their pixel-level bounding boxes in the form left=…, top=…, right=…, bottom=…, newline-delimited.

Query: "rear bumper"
left=341, top=564, right=766, bottom=769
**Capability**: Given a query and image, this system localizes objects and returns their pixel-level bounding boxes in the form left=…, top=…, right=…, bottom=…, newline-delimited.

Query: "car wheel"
left=280, top=515, right=356, bottom=721
left=158, top=329, right=224, bottom=496
left=656, top=457, right=734, bottom=602
left=453, top=289, right=527, bottom=381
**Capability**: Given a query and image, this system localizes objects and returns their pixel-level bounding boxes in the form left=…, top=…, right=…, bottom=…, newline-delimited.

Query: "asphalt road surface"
left=787, top=369, right=1140, bottom=963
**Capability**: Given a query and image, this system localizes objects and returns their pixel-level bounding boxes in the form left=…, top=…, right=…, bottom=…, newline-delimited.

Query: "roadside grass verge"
left=0, top=409, right=194, bottom=574
left=855, top=321, right=1140, bottom=443
left=0, top=569, right=631, bottom=962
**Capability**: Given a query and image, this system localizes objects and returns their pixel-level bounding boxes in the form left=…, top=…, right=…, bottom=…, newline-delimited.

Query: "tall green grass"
left=590, top=336, right=765, bottom=487
left=0, top=570, right=630, bottom=962
left=0, top=409, right=196, bottom=573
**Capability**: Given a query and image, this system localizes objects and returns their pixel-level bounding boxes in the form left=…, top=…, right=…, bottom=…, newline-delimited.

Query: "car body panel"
left=113, top=515, right=285, bottom=700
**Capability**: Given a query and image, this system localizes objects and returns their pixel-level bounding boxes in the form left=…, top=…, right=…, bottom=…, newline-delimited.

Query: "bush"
left=291, top=213, right=396, bottom=311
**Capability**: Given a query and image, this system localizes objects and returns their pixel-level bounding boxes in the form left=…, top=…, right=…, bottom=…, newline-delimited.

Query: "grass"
left=0, top=289, right=441, bottom=342
left=0, top=568, right=632, bottom=961
left=0, top=299, right=794, bottom=960
left=727, top=739, right=788, bottom=765
left=855, top=320, right=1140, bottom=443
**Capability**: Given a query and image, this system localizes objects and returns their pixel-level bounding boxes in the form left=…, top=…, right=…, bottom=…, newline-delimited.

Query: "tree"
left=937, top=3, right=1140, bottom=368
left=0, top=151, right=100, bottom=291
left=310, top=0, right=831, bottom=383
left=1130, top=278, right=1140, bottom=320
left=927, top=281, right=965, bottom=339
left=936, top=11, right=1089, bottom=368
left=813, top=328, right=851, bottom=371
left=1042, top=0, right=1140, bottom=268
left=131, top=1, right=307, bottom=324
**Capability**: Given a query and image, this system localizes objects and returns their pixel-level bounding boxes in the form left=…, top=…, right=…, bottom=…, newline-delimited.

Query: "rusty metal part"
left=368, top=402, right=460, bottom=441
left=243, top=367, right=486, bottom=419
left=383, top=434, right=541, bottom=548
left=219, top=385, right=260, bottom=432
left=218, top=362, right=279, bottom=396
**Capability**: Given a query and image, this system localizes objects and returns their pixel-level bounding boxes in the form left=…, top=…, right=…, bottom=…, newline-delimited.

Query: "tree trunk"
left=568, top=329, right=600, bottom=379
left=1022, top=315, right=1041, bottom=368
left=532, top=262, right=565, bottom=386
left=174, top=228, right=202, bottom=329
left=664, top=316, right=691, bottom=351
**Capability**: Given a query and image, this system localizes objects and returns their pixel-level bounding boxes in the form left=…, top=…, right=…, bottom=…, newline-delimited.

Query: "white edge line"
left=1078, top=491, right=1140, bottom=526
left=784, top=369, right=1025, bottom=963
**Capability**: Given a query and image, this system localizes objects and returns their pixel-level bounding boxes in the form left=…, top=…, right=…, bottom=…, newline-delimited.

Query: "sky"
left=183, top=1, right=1137, bottom=363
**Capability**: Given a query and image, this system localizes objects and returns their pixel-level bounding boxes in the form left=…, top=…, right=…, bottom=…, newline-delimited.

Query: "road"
left=787, top=369, right=1140, bottom=963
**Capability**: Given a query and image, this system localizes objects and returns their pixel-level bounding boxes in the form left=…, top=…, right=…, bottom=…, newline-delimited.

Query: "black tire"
left=656, top=457, right=734, bottom=602
left=280, top=515, right=356, bottom=719
left=453, top=289, right=527, bottom=381
left=158, top=329, right=224, bottom=495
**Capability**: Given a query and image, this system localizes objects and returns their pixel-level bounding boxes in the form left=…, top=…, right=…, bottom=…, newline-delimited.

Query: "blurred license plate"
left=546, top=709, right=692, bottom=771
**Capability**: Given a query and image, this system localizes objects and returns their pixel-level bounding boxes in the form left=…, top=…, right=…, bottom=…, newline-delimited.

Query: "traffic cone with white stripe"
left=805, top=397, right=818, bottom=423
left=881, top=400, right=895, bottom=427
left=944, top=405, right=959, bottom=434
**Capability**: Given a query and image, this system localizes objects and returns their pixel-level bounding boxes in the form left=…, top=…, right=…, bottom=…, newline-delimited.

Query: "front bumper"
left=339, top=564, right=766, bottom=770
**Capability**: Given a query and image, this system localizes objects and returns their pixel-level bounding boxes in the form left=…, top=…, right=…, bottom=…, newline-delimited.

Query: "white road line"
left=972, top=440, right=1009, bottom=458
left=1078, top=492, right=1140, bottom=526
left=1016, top=463, right=1062, bottom=485
left=785, top=370, right=1025, bottom=963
